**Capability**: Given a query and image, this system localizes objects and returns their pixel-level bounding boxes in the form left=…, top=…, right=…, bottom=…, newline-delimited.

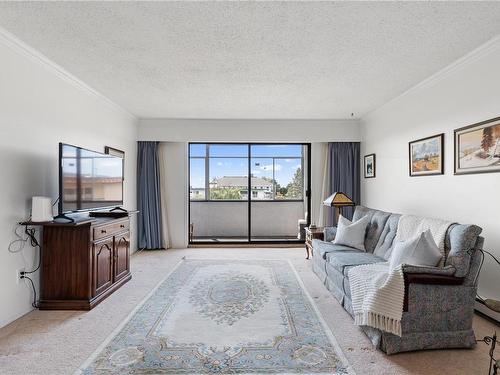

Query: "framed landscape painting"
left=364, top=154, right=376, bottom=178
left=409, top=133, right=444, bottom=176
left=454, top=117, right=500, bottom=175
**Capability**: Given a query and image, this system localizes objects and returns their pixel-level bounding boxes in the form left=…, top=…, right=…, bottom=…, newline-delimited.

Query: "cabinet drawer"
left=93, top=220, right=129, bottom=241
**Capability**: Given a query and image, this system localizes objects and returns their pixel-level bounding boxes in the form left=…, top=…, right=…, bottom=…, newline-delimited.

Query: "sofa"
left=312, top=206, right=484, bottom=354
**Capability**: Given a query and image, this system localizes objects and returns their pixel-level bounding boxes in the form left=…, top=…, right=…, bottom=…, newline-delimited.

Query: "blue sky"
left=190, top=144, right=303, bottom=188
left=412, top=138, right=440, bottom=158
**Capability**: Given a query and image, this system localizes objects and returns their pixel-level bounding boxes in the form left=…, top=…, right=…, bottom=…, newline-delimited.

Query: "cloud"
left=217, top=162, right=223, bottom=166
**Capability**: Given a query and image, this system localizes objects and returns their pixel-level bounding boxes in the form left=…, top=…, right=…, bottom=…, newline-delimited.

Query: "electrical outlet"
left=16, top=268, right=25, bottom=284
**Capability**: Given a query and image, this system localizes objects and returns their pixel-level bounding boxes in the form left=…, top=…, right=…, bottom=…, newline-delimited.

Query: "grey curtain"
left=326, top=142, right=360, bottom=226
left=137, top=141, right=164, bottom=249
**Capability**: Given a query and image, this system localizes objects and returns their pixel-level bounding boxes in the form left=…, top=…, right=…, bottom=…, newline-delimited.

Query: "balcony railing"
left=190, top=200, right=305, bottom=241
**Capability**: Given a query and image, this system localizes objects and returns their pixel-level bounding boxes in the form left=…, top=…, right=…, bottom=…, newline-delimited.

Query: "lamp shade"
left=323, top=192, right=355, bottom=207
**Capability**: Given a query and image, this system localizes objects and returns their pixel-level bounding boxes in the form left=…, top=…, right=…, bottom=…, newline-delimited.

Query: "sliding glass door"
left=189, top=143, right=310, bottom=244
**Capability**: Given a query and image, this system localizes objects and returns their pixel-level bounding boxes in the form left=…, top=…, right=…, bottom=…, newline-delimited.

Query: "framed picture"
left=454, top=116, right=500, bottom=175
left=364, top=154, right=376, bottom=178
left=105, top=146, right=125, bottom=180
left=409, top=133, right=444, bottom=176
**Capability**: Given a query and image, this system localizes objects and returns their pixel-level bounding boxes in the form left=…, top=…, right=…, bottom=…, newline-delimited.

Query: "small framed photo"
left=409, top=134, right=444, bottom=177
left=364, top=154, right=376, bottom=178
left=105, top=146, right=125, bottom=159
left=454, top=116, right=500, bottom=175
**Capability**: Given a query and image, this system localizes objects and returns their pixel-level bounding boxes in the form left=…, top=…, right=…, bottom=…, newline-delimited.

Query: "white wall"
left=139, top=119, right=360, bottom=142
left=149, top=119, right=360, bottom=248
left=0, top=32, right=138, bottom=328
left=360, top=36, right=500, bottom=312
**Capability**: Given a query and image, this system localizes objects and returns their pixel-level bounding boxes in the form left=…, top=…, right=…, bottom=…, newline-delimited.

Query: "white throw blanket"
left=348, top=214, right=453, bottom=336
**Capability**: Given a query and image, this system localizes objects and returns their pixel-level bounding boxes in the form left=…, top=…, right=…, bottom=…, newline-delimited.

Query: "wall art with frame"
left=454, top=116, right=500, bottom=175
left=364, top=153, right=376, bottom=178
left=409, top=133, right=444, bottom=177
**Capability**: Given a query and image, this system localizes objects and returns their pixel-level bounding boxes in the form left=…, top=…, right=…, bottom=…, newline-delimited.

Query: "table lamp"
left=323, top=192, right=355, bottom=223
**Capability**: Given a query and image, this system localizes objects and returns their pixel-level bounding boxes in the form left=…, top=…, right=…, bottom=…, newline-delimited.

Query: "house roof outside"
left=212, top=176, right=273, bottom=189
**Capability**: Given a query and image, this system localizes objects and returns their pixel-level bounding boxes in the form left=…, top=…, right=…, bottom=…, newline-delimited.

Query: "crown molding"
left=363, top=34, right=500, bottom=120
left=0, top=26, right=137, bottom=121
left=139, top=118, right=360, bottom=123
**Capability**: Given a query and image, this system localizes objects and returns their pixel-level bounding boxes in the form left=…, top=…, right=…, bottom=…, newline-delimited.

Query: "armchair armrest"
left=323, top=226, right=337, bottom=242
left=402, top=264, right=464, bottom=312
left=402, top=264, right=456, bottom=276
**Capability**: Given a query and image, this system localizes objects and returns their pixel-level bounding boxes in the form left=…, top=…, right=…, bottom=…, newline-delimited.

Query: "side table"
left=305, top=226, right=324, bottom=260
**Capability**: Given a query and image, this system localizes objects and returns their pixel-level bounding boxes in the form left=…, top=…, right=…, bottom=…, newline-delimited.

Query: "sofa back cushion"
left=444, top=224, right=482, bottom=277
left=373, top=213, right=401, bottom=260
left=352, top=206, right=391, bottom=253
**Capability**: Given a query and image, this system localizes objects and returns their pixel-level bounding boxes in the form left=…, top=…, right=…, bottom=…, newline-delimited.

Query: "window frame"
left=189, top=143, right=305, bottom=203
left=187, top=142, right=311, bottom=245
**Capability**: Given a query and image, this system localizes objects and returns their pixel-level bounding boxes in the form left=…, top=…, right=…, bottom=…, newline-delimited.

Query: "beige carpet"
left=0, top=248, right=496, bottom=375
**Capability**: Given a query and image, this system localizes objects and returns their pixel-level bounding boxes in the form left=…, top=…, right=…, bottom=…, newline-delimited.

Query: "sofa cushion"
left=373, top=214, right=401, bottom=260
left=445, top=224, right=482, bottom=277
left=389, top=230, right=442, bottom=271
left=326, top=251, right=385, bottom=276
left=353, top=206, right=392, bottom=253
left=333, top=215, right=370, bottom=251
left=313, top=239, right=358, bottom=260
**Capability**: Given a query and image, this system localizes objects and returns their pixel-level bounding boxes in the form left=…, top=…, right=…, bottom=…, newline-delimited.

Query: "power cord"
left=12, top=225, right=42, bottom=308
left=8, top=197, right=58, bottom=310
left=20, top=274, right=39, bottom=308
left=8, top=223, right=42, bottom=309
left=22, top=226, right=41, bottom=275
left=475, top=248, right=500, bottom=303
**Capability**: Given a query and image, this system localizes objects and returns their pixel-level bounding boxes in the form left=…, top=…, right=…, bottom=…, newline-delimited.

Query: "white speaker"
left=31, top=196, right=53, bottom=222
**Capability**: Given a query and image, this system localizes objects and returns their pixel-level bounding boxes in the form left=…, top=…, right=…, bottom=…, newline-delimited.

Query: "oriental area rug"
left=79, top=259, right=354, bottom=374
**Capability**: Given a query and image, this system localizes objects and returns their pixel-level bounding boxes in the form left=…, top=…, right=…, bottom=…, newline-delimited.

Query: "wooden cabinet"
left=37, top=216, right=132, bottom=310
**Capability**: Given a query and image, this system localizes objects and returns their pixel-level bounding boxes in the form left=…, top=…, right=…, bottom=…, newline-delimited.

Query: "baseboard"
left=188, top=243, right=304, bottom=248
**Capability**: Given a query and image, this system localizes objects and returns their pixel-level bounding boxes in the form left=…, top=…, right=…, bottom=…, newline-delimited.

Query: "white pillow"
left=333, top=215, right=369, bottom=251
left=389, top=230, right=443, bottom=271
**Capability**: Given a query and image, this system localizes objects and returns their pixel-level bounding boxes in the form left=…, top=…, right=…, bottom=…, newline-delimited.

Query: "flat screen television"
left=59, top=143, right=123, bottom=214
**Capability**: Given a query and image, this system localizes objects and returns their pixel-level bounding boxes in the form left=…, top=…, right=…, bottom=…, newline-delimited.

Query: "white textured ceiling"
left=1, top=2, right=500, bottom=119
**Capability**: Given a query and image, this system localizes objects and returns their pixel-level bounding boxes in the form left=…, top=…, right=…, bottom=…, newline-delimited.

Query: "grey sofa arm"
left=402, top=264, right=463, bottom=312
left=402, top=264, right=456, bottom=276
left=323, top=227, right=337, bottom=242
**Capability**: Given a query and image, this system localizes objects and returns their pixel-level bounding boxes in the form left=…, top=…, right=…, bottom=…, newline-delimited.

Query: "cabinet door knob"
left=120, top=224, right=125, bottom=228
left=101, top=229, right=107, bottom=234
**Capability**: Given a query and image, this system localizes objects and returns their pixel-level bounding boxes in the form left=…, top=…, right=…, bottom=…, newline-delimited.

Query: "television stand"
left=28, top=216, right=132, bottom=310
